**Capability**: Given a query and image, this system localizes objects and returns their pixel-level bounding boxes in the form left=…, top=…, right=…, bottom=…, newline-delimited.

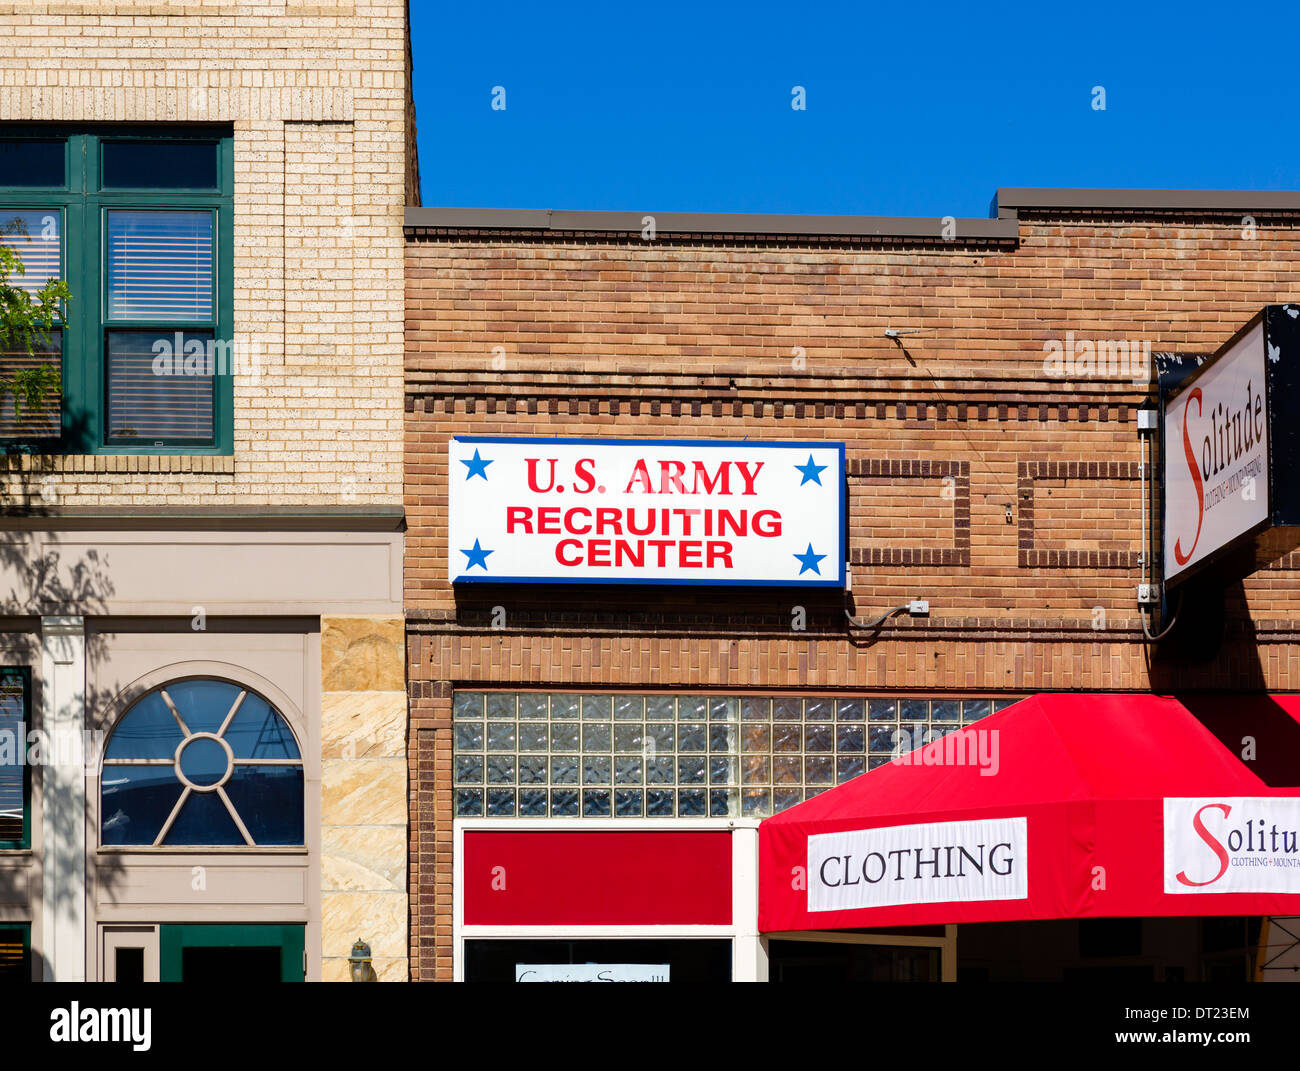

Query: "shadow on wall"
left=1153, top=576, right=1300, bottom=789
left=0, top=521, right=128, bottom=940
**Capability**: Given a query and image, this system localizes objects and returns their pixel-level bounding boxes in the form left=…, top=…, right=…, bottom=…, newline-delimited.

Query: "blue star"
left=460, top=448, right=493, bottom=481
left=795, top=454, right=827, bottom=486
left=460, top=539, right=494, bottom=571
left=794, top=543, right=826, bottom=576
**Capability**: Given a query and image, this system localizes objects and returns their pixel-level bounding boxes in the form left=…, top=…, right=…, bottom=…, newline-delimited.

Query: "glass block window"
left=454, top=692, right=1022, bottom=819
left=101, top=678, right=304, bottom=847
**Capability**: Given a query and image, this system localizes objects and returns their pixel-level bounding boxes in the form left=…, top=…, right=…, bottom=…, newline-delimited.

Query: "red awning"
left=759, top=693, right=1300, bottom=932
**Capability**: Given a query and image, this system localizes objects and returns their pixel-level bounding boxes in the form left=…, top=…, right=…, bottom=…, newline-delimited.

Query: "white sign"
left=515, top=963, right=670, bottom=982
left=807, top=816, right=1028, bottom=913
left=1164, top=797, right=1300, bottom=894
left=448, top=437, right=845, bottom=586
left=1163, top=321, right=1270, bottom=582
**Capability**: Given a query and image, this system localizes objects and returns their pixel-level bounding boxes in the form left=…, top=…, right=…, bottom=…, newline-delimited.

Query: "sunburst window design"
left=101, top=679, right=304, bottom=847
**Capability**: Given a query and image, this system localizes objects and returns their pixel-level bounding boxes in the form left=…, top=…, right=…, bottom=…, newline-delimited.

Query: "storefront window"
left=101, top=678, right=304, bottom=846
left=0, top=924, right=28, bottom=982
left=453, top=692, right=1020, bottom=818
left=464, top=938, right=731, bottom=983
left=0, top=670, right=29, bottom=848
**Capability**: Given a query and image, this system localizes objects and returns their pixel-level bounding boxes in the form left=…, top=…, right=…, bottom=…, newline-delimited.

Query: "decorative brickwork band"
left=407, top=385, right=1141, bottom=420
left=846, top=458, right=970, bottom=568
left=1018, top=460, right=1142, bottom=569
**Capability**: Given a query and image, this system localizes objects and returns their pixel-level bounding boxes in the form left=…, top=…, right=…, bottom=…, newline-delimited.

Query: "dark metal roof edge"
left=404, top=206, right=1018, bottom=240
left=995, top=187, right=1300, bottom=214
left=407, top=190, right=1300, bottom=236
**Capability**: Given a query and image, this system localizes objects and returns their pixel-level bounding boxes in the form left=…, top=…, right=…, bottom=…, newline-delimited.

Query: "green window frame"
left=0, top=668, right=30, bottom=851
left=0, top=126, right=234, bottom=455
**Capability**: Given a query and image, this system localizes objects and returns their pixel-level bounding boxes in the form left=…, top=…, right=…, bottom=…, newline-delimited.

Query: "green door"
left=159, top=924, right=305, bottom=982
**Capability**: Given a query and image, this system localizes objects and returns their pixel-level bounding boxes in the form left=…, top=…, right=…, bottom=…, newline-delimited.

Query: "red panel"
left=464, top=830, right=733, bottom=926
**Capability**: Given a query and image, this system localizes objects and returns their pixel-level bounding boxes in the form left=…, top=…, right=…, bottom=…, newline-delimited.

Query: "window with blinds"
left=104, top=208, right=217, bottom=444
left=0, top=927, right=28, bottom=982
left=0, top=210, right=62, bottom=437
left=0, top=209, right=61, bottom=294
left=106, top=210, right=213, bottom=321
left=106, top=331, right=213, bottom=442
left=0, top=671, right=27, bottom=847
left=0, top=129, right=230, bottom=453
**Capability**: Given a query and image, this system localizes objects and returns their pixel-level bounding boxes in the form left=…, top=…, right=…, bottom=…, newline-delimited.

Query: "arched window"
left=101, top=679, right=304, bottom=847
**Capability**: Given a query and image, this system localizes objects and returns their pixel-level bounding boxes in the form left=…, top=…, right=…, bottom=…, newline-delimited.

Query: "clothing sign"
left=515, top=963, right=670, bottom=982
left=806, top=816, right=1028, bottom=913
left=448, top=436, right=845, bottom=586
left=1163, top=320, right=1270, bottom=583
left=1164, top=797, right=1300, bottom=894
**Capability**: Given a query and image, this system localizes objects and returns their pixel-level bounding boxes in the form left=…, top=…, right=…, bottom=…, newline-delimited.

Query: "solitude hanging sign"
left=1163, top=305, right=1300, bottom=586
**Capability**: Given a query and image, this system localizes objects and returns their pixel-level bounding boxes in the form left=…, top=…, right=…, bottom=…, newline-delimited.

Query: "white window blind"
left=106, top=209, right=213, bottom=321
left=0, top=209, right=60, bottom=294
left=107, top=331, right=213, bottom=441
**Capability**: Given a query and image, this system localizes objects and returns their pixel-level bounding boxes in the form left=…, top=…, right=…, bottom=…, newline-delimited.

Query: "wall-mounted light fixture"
left=348, top=939, right=374, bottom=983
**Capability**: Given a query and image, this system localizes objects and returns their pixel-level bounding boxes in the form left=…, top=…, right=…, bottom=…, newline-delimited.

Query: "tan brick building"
left=0, top=1, right=416, bottom=981
left=405, top=192, right=1300, bottom=982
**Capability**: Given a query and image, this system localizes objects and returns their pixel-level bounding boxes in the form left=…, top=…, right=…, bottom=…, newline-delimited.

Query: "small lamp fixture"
left=348, top=939, right=373, bottom=983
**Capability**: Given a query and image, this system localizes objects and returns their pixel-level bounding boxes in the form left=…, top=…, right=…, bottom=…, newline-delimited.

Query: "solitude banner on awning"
left=759, top=693, right=1300, bottom=933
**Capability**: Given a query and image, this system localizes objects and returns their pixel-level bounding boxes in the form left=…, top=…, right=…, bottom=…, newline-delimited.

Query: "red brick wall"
left=404, top=211, right=1300, bottom=979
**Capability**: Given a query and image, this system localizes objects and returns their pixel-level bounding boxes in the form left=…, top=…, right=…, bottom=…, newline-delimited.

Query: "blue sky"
left=410, top=1, right=1298, bottom=218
